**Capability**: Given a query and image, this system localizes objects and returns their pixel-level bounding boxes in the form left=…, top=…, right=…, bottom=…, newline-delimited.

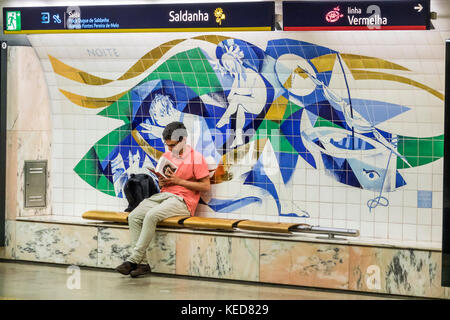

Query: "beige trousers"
left=127, top=192, right=190, bottom=264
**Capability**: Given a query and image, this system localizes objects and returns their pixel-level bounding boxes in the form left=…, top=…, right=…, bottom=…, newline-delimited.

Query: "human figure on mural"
left=297, top=65, right=413, bottom=211
left=116, top=121, right=211, bottom=277
left=139, top=93, right=221, bottom=172
left=298, top=66, right=411, bottom=167
left=215, top=44, right=267, bottom=148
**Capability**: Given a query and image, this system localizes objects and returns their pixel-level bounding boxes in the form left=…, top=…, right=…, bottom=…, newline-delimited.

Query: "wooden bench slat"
left=236, top=220, right=301, bottom=233
left=82, top=211, right=189, bottom=228
left=157, top=215, right=191, bottom=228
left=182, top=217, right=245, bottom=230
left=82, top=210, right=129, bottom=223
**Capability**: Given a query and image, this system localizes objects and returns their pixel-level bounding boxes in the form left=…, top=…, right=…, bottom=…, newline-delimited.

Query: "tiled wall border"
left=1, top=219, right=448, bottom=299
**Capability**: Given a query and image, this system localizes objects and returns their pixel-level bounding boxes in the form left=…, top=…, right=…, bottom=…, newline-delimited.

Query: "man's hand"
left=161, top=169, right=183, bottom=187
left=158, top=177, right=169, bottom=188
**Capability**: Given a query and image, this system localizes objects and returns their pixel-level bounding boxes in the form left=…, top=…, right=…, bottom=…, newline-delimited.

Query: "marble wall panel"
left=4, top=217, right=449, bottom=299
left=147, top=231, right=177, bottom=274
left=97, top=227, right=177, bottom=274
left=7, top=130, right=52, bottom=217
left=5, top=132, right=18, bottom=220
left=349, top=246, right=445, bottom=298
left=0, top=220, right=16, bottom=260
left=97, top=227, right=132, bottom=269
left=260, top=240, right=349, bottom=290
left=176, top=233, right=259, bottom=282
left=7, top=46, right=51, bottom=132
left=15, top=221, right=97, bottom=267
left=6, top=46, right=52, bottom=220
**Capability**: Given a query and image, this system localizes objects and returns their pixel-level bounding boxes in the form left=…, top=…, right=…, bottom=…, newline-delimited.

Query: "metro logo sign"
left=325, top=6, right=344, bottom=23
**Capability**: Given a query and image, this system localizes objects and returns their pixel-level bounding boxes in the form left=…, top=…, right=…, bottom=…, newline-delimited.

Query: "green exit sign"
left=6, top=11, right=21, bottom=31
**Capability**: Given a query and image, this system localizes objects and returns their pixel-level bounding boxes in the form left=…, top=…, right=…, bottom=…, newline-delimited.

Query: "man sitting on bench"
left=116, top=121, right=211, bottom=277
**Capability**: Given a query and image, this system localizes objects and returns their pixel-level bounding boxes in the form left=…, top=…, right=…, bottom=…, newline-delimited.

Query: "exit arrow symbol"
left=414, top=3, right=423, bottom=12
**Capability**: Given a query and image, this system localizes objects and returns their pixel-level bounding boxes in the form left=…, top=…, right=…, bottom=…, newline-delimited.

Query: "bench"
left=82, top=210, right=360, bottom=238
left=82, top=210, right=303, bottom=233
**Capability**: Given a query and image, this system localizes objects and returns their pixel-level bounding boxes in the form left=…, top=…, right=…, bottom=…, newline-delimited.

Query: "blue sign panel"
left=283, top=0, right=430, bottom=31
left=3, top=2, right=274, bottom=33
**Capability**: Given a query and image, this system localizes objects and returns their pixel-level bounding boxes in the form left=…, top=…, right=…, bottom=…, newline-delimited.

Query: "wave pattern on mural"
left=50, top=36, right=444, bottom=217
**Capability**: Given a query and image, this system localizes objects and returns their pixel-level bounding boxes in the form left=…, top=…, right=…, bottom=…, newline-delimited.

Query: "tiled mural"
left=27, top=31, right=446, bottom=244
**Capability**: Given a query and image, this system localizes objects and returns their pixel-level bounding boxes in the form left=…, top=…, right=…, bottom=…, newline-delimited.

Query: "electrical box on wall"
left=24, top=160, right=47, bottom=208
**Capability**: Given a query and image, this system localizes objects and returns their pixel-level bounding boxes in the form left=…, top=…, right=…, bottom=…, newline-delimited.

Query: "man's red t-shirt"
left=160, top=145, right=210, bottom=216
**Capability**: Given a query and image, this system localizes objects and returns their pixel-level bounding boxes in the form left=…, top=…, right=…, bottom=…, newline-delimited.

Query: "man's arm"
left=175, top=175, right=211, bottom=192
left=159, top=169, right=211, bottom=193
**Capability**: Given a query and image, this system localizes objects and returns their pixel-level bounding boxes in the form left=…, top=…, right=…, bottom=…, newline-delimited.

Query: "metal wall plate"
left=24, top=160, right=47, bottom=208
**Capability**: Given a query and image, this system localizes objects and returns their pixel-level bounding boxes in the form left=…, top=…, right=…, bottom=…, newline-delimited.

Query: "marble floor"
left=0, top=260, right=408, bottom=300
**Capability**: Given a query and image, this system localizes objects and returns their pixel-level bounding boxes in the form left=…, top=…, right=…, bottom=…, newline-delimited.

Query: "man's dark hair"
left=162, top=121, right=188, bottom=142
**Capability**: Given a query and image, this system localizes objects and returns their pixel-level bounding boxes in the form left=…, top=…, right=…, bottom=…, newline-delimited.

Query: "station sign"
left=3, top=2, right=274, bottom=34
left=283, top=0, right=430, bottom=31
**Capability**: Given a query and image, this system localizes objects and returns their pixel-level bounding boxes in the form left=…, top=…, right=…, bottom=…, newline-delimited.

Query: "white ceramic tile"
left=403, top=224, right=417, bottom=241
left=52, top=173, right=63, bottom=188
left=319, top=186, right=333, bottom=203
left=374, top=223, right=388, bottom=239
left=403, top=207, right=418, bottom=224
left=360, top=221, right=374, bottom=238
left=265, top=215, right=279, bottom=223
left=417, top=208, right=432, bottom=225
left=432, top=174, right=443, bottom=192
left=387, top=191, right=403, bottom=207
left=346, top=204, right=360, bottom=221
left=388, top=206, right=403, bottom=224
left=431, top=209, right=442, bottom=226
left=388, top=223, right=403, bottom=240
left=63, top=203, right=74, bottom=216
left=417, top=225, right=432, bottom=242
left=292, top=185, right=306, bottom=201
left=318, top=218, right=332, bottom=228
left=63, top=188, right=74, bottom=203
left=305, top=202, right=319, bottom=219
left=332, top=188, right=346, bottom=204
left=53, top=143, right=64, bottom=158
left=360, top=207, right=374, bottom=222
left=374, top=206, right=389, bottom=223
left=403, top=190, right=417, bottom=207
left=319, top=203, right=333, bottom=219
left=347, top=220, right=361, bottom=230
left=347, top=189, right=361, bottom=205
left=432, top=191, right=443, bottom=209
left=431, top=226, right=442, bottom=243
left=333, top=203, right=346, bottom=220
left=306, top=169, right=319, bottom=185
left=418, top=174, right=433, bottom=190
left=52, top=203, right=63, bottom=215
left=332, top=219, right=346, bottom=229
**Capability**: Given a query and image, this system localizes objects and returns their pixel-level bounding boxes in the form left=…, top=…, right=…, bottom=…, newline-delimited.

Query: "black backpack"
left=123, top=173, right=159, bottom=212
